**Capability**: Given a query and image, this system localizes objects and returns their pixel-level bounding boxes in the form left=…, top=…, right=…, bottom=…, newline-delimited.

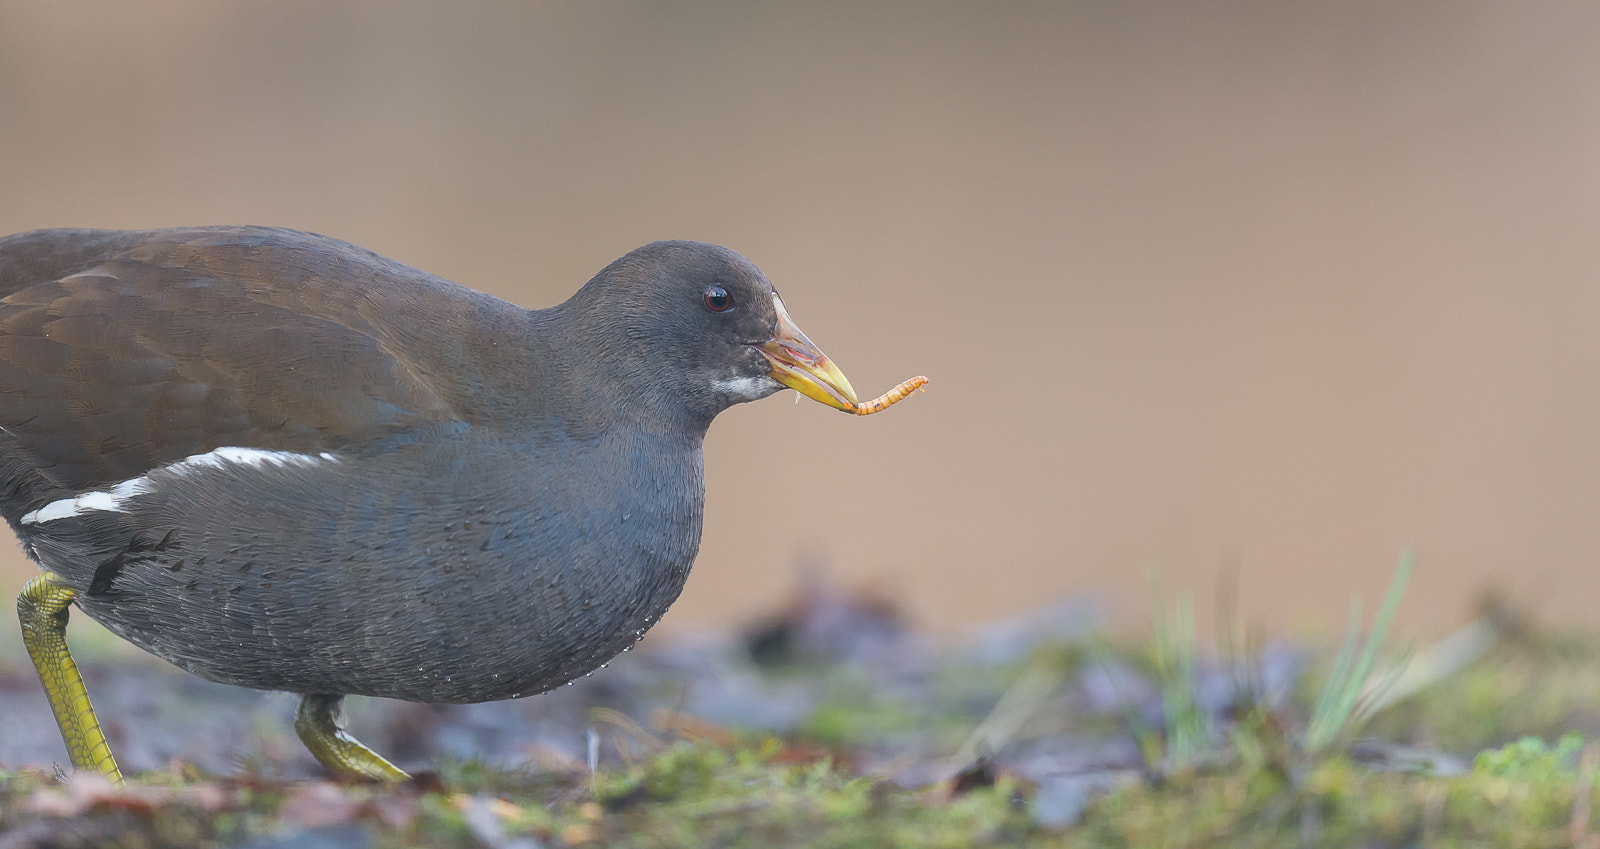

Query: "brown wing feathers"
left=0, top=228, right=470, bottom=505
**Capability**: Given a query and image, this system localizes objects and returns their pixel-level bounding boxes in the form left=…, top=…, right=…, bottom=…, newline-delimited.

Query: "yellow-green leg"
left=17, top=572, right=123, bottom=785
left=295, top=693, right=410, bottom=782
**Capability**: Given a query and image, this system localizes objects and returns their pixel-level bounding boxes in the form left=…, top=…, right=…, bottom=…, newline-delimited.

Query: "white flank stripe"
left=20, top=447, right=337, bottom=525
left=165, top=446, right=338, bottom=477
left=22, top=476, right=154, bottom=524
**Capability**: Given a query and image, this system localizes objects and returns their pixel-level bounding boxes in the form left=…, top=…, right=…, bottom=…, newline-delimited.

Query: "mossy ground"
left=3, top=730, right=1599, bottom=847
left=4, top=562, right=1600, bottom=849
left=4, top=621, right=1600, bottom=848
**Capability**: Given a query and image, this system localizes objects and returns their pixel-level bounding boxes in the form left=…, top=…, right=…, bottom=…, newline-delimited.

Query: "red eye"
left=704, top=286, right=733, bottom=312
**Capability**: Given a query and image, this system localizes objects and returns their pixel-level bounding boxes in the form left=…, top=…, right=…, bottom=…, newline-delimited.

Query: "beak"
left=755, top=294, right=859, bottom=411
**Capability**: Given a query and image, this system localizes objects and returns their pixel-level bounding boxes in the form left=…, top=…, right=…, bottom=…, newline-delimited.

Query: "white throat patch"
left=714, top=375, right=782, bottom=403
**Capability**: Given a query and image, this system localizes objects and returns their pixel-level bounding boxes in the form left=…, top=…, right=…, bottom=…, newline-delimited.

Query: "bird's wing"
left=0, top=226, right=501, bottom=506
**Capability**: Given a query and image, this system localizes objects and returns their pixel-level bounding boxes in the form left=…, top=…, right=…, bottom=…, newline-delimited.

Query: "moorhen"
left=0, top=226, right=919, bottom=782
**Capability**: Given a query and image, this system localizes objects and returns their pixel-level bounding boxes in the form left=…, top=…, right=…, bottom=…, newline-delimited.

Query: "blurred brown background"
left=2, top=1, right=1598, bottom=642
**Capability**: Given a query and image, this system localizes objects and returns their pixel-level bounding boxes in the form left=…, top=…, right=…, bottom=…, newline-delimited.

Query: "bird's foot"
left=294, top=693, right=410, bottom=782
left=17, top=572, right=123, bottom=785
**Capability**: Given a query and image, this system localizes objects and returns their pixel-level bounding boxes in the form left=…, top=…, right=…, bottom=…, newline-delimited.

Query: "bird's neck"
left=523, top=303, right=720, bottom=440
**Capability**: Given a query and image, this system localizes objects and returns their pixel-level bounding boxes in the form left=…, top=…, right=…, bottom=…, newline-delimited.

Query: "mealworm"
left=853, top=375, right=929, bottom=416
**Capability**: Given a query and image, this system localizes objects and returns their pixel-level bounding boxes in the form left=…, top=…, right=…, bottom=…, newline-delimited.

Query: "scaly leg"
left=295, top=693, right=410, bottom=781
left=17, top=572, right=123, bottom=784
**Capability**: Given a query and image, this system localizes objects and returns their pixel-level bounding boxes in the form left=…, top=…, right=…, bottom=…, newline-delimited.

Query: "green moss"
left=1073, top=753, right=1600, bottom=848
left=1365, top=644, right=1600, bottom=750
left=1473, top=734, right=1585, bottom=779
left=585, top=739, right=1037, bottom=848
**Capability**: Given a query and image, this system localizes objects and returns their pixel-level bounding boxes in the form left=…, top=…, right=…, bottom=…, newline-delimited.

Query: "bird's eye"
left=703, top=286, right=733, bottom=312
